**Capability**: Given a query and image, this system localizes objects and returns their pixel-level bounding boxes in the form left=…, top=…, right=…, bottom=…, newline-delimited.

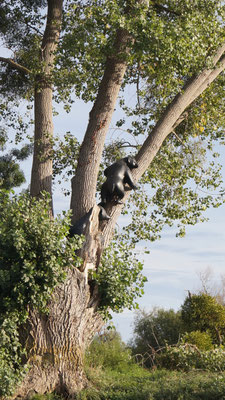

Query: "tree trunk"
left=30, top=0, right=63, bottom=211
left=13, top=268, right=104, bottom=398
left=70, top=28, right=133, bottom=223
left=30, top=82, right=54, bottom=202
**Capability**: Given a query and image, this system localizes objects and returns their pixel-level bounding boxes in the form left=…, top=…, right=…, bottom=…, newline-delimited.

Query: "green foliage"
left=158, top=344, right=225, bottom=373
left=85, top=330, right=134, bottom=372
left=182, top=330, right=213, bottom=351
left=52, top=133, right=80, bottom=192
left=122, top=135, right=224, bottom=242
left=0, top=191, right=82, bottom=315
left=0, top=314, right=28, bottom=397
left=181, top=293, right=225, bottom=345
left=93, top=237, right=147, bottom=317
left=0, top=190, right=82, bottom=396
left=0, top=144, right=33, bottom=190
left=130, top=308, right=184, bottom=367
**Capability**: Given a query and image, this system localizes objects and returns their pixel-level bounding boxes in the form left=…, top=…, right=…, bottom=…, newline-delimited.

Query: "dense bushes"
left=130, top=308, right=184, bottom=367
left=85, top=330, right=135, bottom=372
left=81, top=332, right=225, bottom=400
left=158, top=344, right=225, bottom=372
left=130, top=293, right=225, bottom=371
left=0, top=191, right=82, bottom=396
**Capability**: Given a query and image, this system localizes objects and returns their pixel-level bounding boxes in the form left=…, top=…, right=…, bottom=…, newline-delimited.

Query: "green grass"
left=30, top=365, right=225, bottom=400
left=75, top=365, right=225, bottom=400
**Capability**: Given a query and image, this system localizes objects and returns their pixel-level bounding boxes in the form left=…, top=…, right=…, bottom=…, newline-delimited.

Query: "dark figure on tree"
left=101, top=156, right=138, bottom=205
left=69, top=204, right=110, bottom=237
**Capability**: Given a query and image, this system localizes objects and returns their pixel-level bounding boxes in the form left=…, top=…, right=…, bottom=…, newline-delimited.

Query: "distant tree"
left=0, top=144, right=33, bottom=190
left=181, top=293, right=225, bottom=345
left=197, top=267, right=225, bottom=306
left=85, top=330, right=133, bottom=371
left=130, top=308, right=184, bottom=366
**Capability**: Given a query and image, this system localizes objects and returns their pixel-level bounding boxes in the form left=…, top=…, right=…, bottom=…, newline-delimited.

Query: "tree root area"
left=11, top=363, right=88, bottom=399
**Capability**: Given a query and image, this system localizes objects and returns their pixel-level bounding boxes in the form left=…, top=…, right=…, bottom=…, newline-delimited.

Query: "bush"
left=158, top=344, right=225, bottom=372
left=85, top=330, right=134, bottom=372
left=182, top=330, right=213, bottom=351
left=181, top=293, right=225, bottom=345
left=130, top=308, right=184, bottom=367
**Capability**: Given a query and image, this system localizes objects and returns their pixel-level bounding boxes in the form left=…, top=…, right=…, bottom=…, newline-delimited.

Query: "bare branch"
left=0, top=57, right=31, bottom=75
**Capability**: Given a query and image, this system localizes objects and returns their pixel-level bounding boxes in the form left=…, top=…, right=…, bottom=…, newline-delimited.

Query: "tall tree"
left=0, top=0, right=225, bottom=396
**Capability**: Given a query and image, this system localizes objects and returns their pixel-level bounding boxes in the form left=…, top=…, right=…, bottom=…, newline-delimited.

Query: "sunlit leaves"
left=0, top=191, right=82, bottom=316
left=94, top=237, right=147, bottom=318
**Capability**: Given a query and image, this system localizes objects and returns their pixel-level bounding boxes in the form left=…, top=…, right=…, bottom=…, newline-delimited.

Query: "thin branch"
left=0, top=57, right=32, bottom=74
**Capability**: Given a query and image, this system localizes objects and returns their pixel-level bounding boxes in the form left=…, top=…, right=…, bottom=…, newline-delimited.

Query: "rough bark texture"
left=30, top=0, right=63, bottom=206
left=30, top=83, right=54, bottom=201
left=13, top=269, right=103, bottom=397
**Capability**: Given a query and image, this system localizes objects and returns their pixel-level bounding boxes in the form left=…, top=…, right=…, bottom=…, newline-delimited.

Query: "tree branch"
left=0, top=57, right=31, bottom=74
left=100, top=42, right=225, bottom=248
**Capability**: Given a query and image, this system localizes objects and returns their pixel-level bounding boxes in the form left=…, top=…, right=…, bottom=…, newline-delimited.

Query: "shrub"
left=130, top=308, right=184, bottom=367
left=85, top=330, right=134, bottom=372
left=157, top=344, right=225, bottom=372
left=182, top=330, right=213, bottom=351
left=181, top=293, right=225, bottom=345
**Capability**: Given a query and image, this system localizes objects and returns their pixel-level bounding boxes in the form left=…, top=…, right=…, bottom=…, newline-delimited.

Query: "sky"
left=1, top=45, right=225, bottom=343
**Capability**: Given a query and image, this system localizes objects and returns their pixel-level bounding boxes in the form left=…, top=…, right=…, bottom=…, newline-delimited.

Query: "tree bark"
left=13, top=268, right=104, bottom=398
left=30, top=0, right=63, bottom=211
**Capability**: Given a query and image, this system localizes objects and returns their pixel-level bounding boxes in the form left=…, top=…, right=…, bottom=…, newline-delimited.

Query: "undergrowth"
left=31, top=331, right=225, bottom=400
left=76, top=367, right=225, bottom=400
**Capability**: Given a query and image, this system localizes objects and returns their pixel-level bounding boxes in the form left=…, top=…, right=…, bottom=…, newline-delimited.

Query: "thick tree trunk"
left=30, top=0, right=63, bottom=210
left=13, top=268, right=103, bottom=398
